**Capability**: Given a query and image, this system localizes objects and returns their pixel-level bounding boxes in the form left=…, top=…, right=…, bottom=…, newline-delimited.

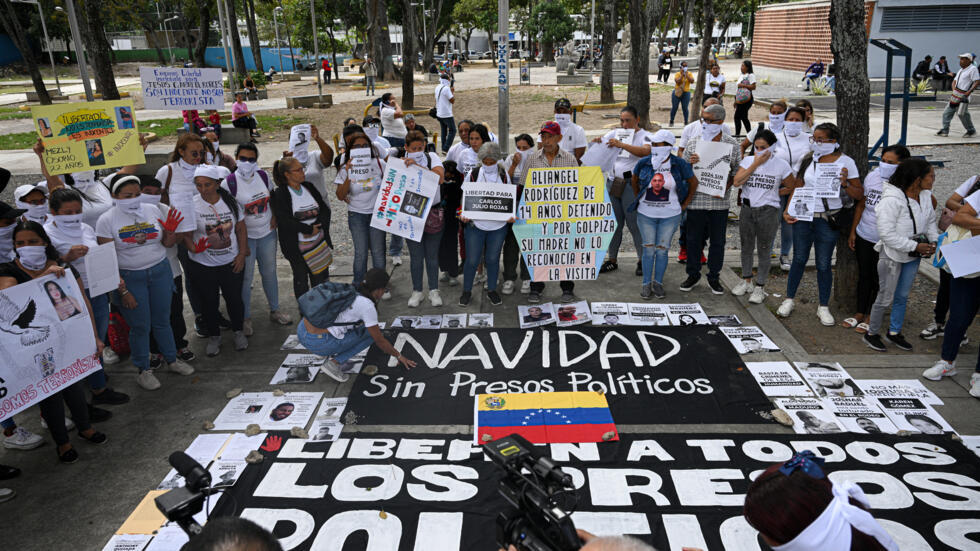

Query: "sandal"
left=855, top=322, right=869, bottom=334
left=841, top=317, right=859, bottom=329
left=599, top=260, right=618, bottom=273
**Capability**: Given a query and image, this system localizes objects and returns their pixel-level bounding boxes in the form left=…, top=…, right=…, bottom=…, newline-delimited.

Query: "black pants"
left=323, top=69, right=331, bottom=84
left=502, top=223, right=530, bottom=281
left=734, top=98, right=754, bottom=135
left=657, top=69, right=671, bottom=82
left=530, top=281, right=574, bottom=295
left=439, top=210, right=461, bottom=277
left=287, top=255, right=329, bottom=300
left=150, top=275, right=189, bottom=353
left=177, top=246, right=202, bottom=316
left=40, top=382, right=90, bottom=446
left=685, top=209, right=728, bottom=281
left=854, top=236, right=879, bottom=316
left=935, top=269, right=952, bottom=325
left=184, top=259, right=245, bottom=336
left=233, top=116, right=257, bottom=132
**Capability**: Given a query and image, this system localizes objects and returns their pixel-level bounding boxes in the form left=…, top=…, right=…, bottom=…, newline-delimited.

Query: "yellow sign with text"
left=32, top=99, right=144, bottom=175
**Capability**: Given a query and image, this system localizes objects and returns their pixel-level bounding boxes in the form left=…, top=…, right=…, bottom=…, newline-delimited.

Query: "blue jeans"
left=86, top=290, right=110, bottom=391
left=607, top=179, right=641, bottom=260
left=348, top=211, right=387, bottom=284
left=779, top=194, right=793, bottom=256
left=389, top=235, right=404, bottom=257
left=409, top=229, right=443, bottom=292
left=637, top=213, right=682, bottom=285
left=463, top=224, right=508, bottom=292
left=119, top=259, right=177, bottom=371
left=438, top=116, right=456, bottom=153
left=670, top=91, right=691, bottom=124
left=242, top=230, right=280, bottom=319
left=787, top=218, right=837, bottom=305
left=867, top=257, right=919, bottom=336
left=386, top=136, right=405, bottom=148
left=941, top=276, right=980, bottom=369
left=365, top=76, right=376, bottom=95
left=298, top=320, right=373, bottom=364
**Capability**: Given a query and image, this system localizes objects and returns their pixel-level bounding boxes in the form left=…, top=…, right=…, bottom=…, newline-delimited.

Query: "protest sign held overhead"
left=33, top=100, right=144, bottom=175
left=512, top=166, right=616, bottom=281
left=461, top=182, right=517, bottom=222
left=139, top=67, right=225, bottom=110
left=371, top=157, right=439, bottom=242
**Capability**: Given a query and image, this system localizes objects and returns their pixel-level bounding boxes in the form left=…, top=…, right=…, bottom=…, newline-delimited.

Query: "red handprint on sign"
left=260, top=435, right=282, bottom=452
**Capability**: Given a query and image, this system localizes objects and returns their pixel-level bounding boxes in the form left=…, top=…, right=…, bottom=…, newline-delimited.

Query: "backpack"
left=298, top=282, right=366, bottom=330
left=225, top=170, right=271, bottom=197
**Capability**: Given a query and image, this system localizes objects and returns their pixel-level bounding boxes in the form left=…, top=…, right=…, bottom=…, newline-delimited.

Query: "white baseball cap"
left=958, top=52, right=974, bottom=59
left=652, top=129, right=676, bottom=146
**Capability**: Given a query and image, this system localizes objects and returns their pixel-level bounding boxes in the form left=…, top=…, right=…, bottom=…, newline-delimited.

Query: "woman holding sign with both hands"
left=401, top=130, right=446, bottom=308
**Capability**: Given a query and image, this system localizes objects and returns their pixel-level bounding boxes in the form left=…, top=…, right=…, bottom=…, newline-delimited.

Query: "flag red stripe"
left=477, top=423, right=619, bottom=444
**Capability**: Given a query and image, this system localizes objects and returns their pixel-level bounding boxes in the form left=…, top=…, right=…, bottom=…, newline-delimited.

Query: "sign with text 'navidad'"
left=512, top=166, right=615, bottom=281
left=139, top=67, right=225, bottom=110
left=32, top=100, right=145, bottom=175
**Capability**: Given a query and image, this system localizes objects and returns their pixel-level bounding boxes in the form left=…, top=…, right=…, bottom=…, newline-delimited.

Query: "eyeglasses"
left=809, top=137, right=836, bottom=144
left=700, top=118, right=722, bottom=124
left=186, top=150, right=202, bottom=158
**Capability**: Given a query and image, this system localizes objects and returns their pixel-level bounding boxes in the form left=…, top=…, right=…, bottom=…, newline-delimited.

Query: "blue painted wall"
left=0, top=35, right=24, bottom=65
left=204, top=46, right=350, bottom=72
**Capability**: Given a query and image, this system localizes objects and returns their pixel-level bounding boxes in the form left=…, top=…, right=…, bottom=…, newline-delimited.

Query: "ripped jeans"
left=636, top=212, right=682, bottom=285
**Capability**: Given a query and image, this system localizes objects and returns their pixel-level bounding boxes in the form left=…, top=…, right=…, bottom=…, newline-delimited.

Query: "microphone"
left=168, top=451, right=211, bottom=492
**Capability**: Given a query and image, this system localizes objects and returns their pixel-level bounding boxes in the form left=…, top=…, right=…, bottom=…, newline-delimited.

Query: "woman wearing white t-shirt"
left=379, top=93, right=408, bottom=147
left=222, top=143, right=292, bottom=336
left=336, top=132, right=388, bottom=287
left=458, top=142, right=515, bottom=307
left=771, top=106, right=812, bottom=270
left=844, top=145, right=910, bottom=333
left=732, top=130, right=795, bottom=304
left=779, top=123, right=864, bottom=325
left=402, top=131, right=446, bottom=308
left=705, top=64, right=726, bottom=100
left=733, top=61, right=757, bottom=136
left=740, top=100, right=788, bottom=156
left=96, top=174, right=192, bottom=391
left=445, top=119, right=475, bottom=165
left=181, top=165, right=249, bottom=357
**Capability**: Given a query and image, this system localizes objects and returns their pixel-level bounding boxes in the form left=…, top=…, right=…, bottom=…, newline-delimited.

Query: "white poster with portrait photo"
left=556, top=300, right=591, bottom=327
left=774, top=397, right=844, bottom=435
left=855, top=379, right=943, bottom=406
left=721, top=326, right=780, bottom=354
left=708, top=314, right=741, bottom=327
left=392, top=316, right=422, bottom=330
left=788, top=188, right=815, bottom=221
left=626, top=303, right=669, bottom=326
left=288, top=124, right=312, bottom=160
left=813, top=162, right=843, bottom=198
left=825, top=396, right=898, bottom=435
left=873, top=397, right=956, bottom=436
left=209, top=460, right=248, bottom=488
left=269, top=354, right=324, bottom=385
left=795, top=362, right=863, bottom=398
left=371, top=157, right=440, bottom=242
left=210, top=392, right=322, bottom=431
left=314, top=397, right=347, bottom=422
left=745, top=362, right=814, bottom=397
left=309, top=420, right=344, bottom=442
left=442, top=313, right=467, bottom=329
left=666, top=303, right=710, bottom=325
left=518, top=303, right=557, bottom=329
left=468, top=313, right=494, bottom=328
left=419, top=315, right=444, bottom=329
left=591, top=302, right=630, bottom=325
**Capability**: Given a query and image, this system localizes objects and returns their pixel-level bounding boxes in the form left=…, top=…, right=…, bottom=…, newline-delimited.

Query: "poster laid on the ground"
left=826, top=395, right=899, bottom=434
left=139, top=67, right=224, bottom=110
left=745, top=361, right=814, bottom=397
left=32, top=100, right=145, bottom=175
left=461, top=182, right=517, bottom=222
left=309, top=420, right=344, bottom=441
left=0, top=274, right=99, bottom=423
left=627, top=303, right=669, bottom=326
left=517, top=303, right=557, bottom=328
left=692, top=139, right=735, bottom=198
left=217, top=432, right=267, bottom=461
left=269, top=354, right=324, bottom=385
left=210, top=392, right=322, bottom=431
left=347, top=327, right=772, bottom=425
left=181, top=433, right=231, bottom=465
left=591, top=302, right=630, bottom=325
left=314, top=398, right=347, bottom=422
left=209, top=460, right=248, bottom=487
left=512, top=166, right=616, bottom=281
left=468, top=313, right=494, bottom=328
left=210, top=432, right=980, bottom=551
left=788, top=188, right=815, bottom=221
left=795, top=361, right=864, bottom=398
left=371, top=157, right=439, bottom=242
left=556, top=300, right=591, bottom=327
left=856, top=379, right=943, bottom=406
left=419, top=315, right=444, bottom=329
left=874, top=397, right=956, bottom=435
left=774, top=397, right=844, bottom=434
left=101, top=534, right=152, bottom=551
left=708, top=314, right=741, bottom=326
left=392, top=316, right=422, bottom=329
left=665, top=303, right=710, bottom=325
left=441, top=313, right=467, bottom=329
left=473, top=391, right=617, bottom=444
left=720, top=326, right=780, bottom=354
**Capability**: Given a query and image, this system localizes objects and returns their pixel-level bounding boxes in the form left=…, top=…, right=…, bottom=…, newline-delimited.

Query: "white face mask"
left=406, top=151, right=427, bottom=165
left=54, top=213, right=84, bottom=236
left=17, top=201, right=47, bottom=224
left=878, top=161, right=899, bottom=179
left=139, top=193, right=163, bottom=205
left=811, top=141, right=839, bottom=156
left=554, top=114, right=572, bottom=126
left=71, top=171, right=97, bottom=190
left=205, top=151, right=216, bottom=165
left=178, top=158, right=198, bottom=179
left=701, top=122, right=723, bottom=141
left=650, top=146, right=672, bottom=166
left=115, top=196, right=143, bottom=215
left=364, top=126, right=379, bottom=141
left=17, top=245, right=48, bottom=271
left=784, top=121, right=804, bottom=137
left=209, top=141, right=220, bottom=155
left=768, top=112, right=786, bottom=132
left=236, top=160, right=258, bottom=180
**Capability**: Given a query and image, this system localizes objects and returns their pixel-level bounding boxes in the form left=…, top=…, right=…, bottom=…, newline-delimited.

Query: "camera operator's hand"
left=577, top=530, right=597, bottom=544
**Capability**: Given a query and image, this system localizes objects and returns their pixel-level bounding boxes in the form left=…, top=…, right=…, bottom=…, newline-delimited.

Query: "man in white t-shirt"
left=537, top=98, right=587, bottom=161
left=938, top=53, right=979, bottom=137
left=434, top=73, right=456, bottom=154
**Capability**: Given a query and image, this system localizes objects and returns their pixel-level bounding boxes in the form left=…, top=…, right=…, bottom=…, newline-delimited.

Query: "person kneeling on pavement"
left=298, top=268, right=416, bottom=381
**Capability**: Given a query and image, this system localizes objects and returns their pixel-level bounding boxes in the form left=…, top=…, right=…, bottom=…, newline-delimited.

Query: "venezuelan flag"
left=474, top=391, right=618, bottom=444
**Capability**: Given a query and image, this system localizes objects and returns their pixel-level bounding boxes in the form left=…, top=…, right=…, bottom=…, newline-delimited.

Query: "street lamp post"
left=411, top=2, right=428, bottom=63
left=13, top=0, right=61, bottom=95
left=55, top=1, right=92, bottom=101
left=309, top=0, right=322, bottom=104
left=164, top=16, right=179, bottom=65
left=273, top=7, right=284, bottom=73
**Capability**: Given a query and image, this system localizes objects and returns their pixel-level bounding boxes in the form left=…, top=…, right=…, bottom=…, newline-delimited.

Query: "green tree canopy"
left=527, top=0, right=576, bottom=47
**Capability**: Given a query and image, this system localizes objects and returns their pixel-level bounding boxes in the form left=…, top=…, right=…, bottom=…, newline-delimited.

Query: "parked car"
left=479, top=51, right=493, bottom=59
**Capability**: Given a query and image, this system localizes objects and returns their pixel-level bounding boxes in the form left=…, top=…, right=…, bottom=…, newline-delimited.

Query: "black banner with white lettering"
left=211, top=432, right=980, bottom=551
left=345, top=327, right=772, bottom=425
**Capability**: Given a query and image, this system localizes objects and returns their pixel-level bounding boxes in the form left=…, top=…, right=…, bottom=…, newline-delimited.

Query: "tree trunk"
left=180, top=15, right=193, bottom=59
left=283, top=3, right=297, bottom=71
left=543, top=41, right=554, bottom=63
left=81, top=0, right=120, bottom=100
left=327, top=27, right=340, bottom=79
left=679, top=0, right=694, bottom=55
left=194, top=4, right=211, bottom=68
left=690, top=0, right=712, bottom=112
left=0, top=0, right=50, bottom=104
left=244, top=0, right=263, bottom=72
left=400, top=0, right=417, bottom=108
left=366, top=0, right=397, bottom=80
left=143, top=23, right=168, bottom=65
left=600, top=0, right=616, bottom=103
left=627, top=0, right=666, bottom=128
left=660, top=0, right=678, bottom=46
left=224, top=0, right=248, bottom=78
left=830, top=0, right=871, bottom=308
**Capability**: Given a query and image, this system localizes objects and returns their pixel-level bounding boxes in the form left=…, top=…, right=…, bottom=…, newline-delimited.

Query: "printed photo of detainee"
left=86, top=139, right=105, bottom=166
left=399, top=191, right=430, bottom=218
left=269, top=402, right=295, bottom=422
left=43, top=280, right=83, bottom=321
left=38, top=118, right=53, bottom=138
left=115, top=106, right=134, bottom=129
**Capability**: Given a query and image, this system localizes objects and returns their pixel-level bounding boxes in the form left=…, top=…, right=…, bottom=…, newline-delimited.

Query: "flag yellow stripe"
left=477, top=391, right=608, bottom=411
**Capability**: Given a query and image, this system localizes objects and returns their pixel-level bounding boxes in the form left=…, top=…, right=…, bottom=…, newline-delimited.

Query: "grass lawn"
left=0, top=106, right=30, bottom=121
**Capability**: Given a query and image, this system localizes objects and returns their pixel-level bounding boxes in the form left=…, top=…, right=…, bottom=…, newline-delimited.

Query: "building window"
left=880, top=5, right=980, bottom=31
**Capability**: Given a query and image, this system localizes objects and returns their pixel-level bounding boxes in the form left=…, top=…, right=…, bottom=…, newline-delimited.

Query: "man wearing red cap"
left=525, top=121, right=580, bottom=304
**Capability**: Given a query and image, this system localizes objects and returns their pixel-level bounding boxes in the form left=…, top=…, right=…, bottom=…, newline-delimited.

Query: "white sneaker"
left=167, top=358, right=195, bottom=375
left=40, top=416, right=75, bottom=430
left=446, top=276, right=458, bottom=287
left=320, top=359, right=351, bottom=383
left=381, top=290, right=392, bottom=301
left=731, top=280, right=751, bottom=296
left=474, top=271, right=487, bottom=284
left=970, top=373, right=980, bottom=399
left=102, top=347, right=120, bottom=365
left=440, top=272, right=450, bottom=282
left=3, top=427, right=43, bottom=450
left=501, top=280, right=515, bottom=295
left=407, top=291, right=424, bottom=308
left=817, top=306, right=834, bottom=326
left=137, top=370, right=161, bottom=390
left=0, top=488, right=14, bottom=503
left=748, top=285, right=767, bottom=304
left=429, top=289, right=443, bottom=306
left=521, top=280, right=531, bottom=294
left=391, top=255, right=403, bottom=266
left=777, top=298, right=795, bottom=317
left=242, top=318, right=254, bottom=337
left=269, top=310, right=293, bottom=325
left=922, top=359, right=957, bottom=381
